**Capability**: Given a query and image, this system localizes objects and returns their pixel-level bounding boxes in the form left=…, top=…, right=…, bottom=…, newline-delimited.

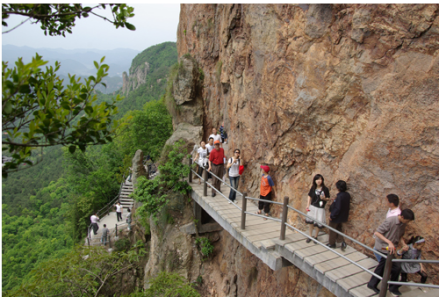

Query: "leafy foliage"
left=132, top=141, right=192, bottom=222
left=2, top=4, right=135, bottom=36
left=6, top=245, right=145, bottom=297
left=195, top=237, right=214, bottom=260
left=2, top=54, right=122, bottom=177
left=126, top=271, right=200, bottom=297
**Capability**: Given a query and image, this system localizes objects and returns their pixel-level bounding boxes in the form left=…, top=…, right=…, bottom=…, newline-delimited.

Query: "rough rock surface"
left=177, top=3, right=439, bottom=284
left=122, top=61, right=150, bottom=95
left=165, top=122, right=203, bottom=155
left=167, top=55, right=205, bottom=129
left=132, top=149, right=147, bottom=185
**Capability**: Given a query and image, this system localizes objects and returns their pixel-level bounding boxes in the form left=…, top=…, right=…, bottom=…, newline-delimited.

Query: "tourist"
left=305, top=174, right=330, bottom=244
left=195, top=141, right=209, bottom=184
left=126, top=208, right=132, bottom=231
left=207, top=140, right=225, bottom=197
left=206, top=137, right=215, bottom=154
left=386, top=194, right=401, bottom=218
left=90, top=213, right=100, bottom=235
left=327, top=180, right=350, bottom=251
left=398, top=236, right=428, bottom=293
left=367, top=209, right=415, bottom=296
left=257, top=165, right=275, bottom=220
left=226, top=149, right=243, bottom=203
left=101, top=224, right=109, bottom=245
left=115, top=202, right=123, bottom=222
left=208, top=127, right=222, bottom=146
left=374, top=194, right=403, bottom=262
left=220, top=121, right=228, bottom=144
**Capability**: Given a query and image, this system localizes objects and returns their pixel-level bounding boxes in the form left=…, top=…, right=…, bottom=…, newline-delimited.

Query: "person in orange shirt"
left=257, top=165, right=276, bottom=220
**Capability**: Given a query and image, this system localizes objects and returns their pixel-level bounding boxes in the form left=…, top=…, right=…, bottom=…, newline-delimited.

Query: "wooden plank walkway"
left=190, top=177, right=436, bottom=297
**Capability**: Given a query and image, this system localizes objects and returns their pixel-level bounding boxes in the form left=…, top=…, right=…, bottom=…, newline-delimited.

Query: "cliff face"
left=122, top=61, right=150, bottom=95
left=177, top=3, right=439, bottom=283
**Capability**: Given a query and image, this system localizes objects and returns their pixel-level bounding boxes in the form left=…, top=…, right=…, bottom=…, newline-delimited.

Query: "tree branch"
left=2, top=17, right=31, bottom=34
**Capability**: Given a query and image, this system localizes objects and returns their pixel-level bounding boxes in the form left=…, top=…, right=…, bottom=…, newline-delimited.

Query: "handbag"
left=239, top=165, right=244, bottom=175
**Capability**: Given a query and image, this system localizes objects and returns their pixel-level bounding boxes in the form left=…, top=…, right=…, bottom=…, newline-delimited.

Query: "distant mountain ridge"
left=2, top=45, right=140, bottom=93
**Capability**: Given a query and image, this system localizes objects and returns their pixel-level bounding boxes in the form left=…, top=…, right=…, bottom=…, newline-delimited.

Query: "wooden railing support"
left=203, top=167, right=208, bottom=197
left=115, top=224, right=118, bottom=237
left=87, top=237, right=90, bottom=246
left=189, top=158, right=193, bottom=183
left=280, top=196, right=289, bottom=240
left=379, top=253, right=394, bottom=297
left=241, top=192, right=248, bottom=230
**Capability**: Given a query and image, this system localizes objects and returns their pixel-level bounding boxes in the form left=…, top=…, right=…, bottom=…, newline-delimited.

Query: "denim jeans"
left=373, top=247, right=382, bottom=263
left=229, top=176, right=240, bottom=201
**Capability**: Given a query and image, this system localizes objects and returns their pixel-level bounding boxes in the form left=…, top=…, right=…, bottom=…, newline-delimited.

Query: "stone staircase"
left=119, top=181, right=134, bottom=210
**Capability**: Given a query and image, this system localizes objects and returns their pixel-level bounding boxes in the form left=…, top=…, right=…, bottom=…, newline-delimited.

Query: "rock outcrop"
left=176, top=3, right=439, bottom=284
left=122, top=61, right=150, bottom=95
left=132, top=149, right=147, bottom=185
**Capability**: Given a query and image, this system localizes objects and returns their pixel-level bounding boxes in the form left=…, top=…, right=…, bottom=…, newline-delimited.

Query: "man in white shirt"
left=90, top=213, right=100, bottom=235
left=208, top=128, right=222, bottom=146
left=386, top=194, right=401, bottom=218
left=114, top=202, right=123, bottom=222
left=206, top=137, right=215, bottom=154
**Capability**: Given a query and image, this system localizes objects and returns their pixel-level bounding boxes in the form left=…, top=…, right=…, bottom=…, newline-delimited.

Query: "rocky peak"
left=122, top=61, right=150, bottom=95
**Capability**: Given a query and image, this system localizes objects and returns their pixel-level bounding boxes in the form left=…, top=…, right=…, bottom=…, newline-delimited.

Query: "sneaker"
left=212, top=193, right=216, bottom=197
left=389, top=288, right=402, bottom=296
left=341, top=242, right=347, bottom=251
left=326, top=243, right=336, bottom=249
left=233, top=200, right=237, bottom=204
left=366, top=284, right=380, bottom=294
left=306, top=238, right=311, bottom=243
left=228, top=200, right=232, bottom=204
left=313, top=237, right=318, bottom=244
left=418, top=287, right=427, bottom=293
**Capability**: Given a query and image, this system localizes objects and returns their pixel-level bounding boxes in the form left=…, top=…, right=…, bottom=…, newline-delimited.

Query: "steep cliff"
left=176, top=3, right=439, bottom=285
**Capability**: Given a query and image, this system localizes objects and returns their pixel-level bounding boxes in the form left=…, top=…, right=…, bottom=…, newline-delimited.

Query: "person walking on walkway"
left=305, top=174, right=330, bottom=244
left=101, top=224, right=109, bottom=245
left=208, top=140, right=225, bottom=197
left=208, top=128, right=222, bottom=146
left=220, top=121, right=228, bottom=144
left=90, top=213, right=100, bottom=235
left=257, top=165, right=275, bottom=220
left=126, top=208, right=132, bottom=231
left=226, top=149, right=243, bottom=203
left=195, top=140, right=209, bottom=184
left=374, top=194, right=404, bottom=262
left=115, top=202, right=123, bottom=222
left=367, top=209, right=415, bottom=296
left=327, top=180, right=350, bottom=250
left=398, top=235, right=428, bottom=293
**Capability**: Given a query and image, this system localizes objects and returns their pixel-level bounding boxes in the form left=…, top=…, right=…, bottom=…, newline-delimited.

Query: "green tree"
left=2, top=4, right=136, bottom=178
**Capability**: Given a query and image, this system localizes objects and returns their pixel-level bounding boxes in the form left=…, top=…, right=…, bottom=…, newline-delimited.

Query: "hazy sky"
left=2, top=3, right=181, bottom=51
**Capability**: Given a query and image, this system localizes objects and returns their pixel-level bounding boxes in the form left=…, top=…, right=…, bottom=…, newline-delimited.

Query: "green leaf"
left=125, top=22, right=136, bottom=31
left=4, top=101, right=13, bottom=114
left=68, top=145, right=76, bottom=154
left=93, top=61, right=99, bottom=69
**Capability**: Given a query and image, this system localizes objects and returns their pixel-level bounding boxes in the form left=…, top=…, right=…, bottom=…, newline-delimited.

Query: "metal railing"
left=189, top=158, right=439, bottom=295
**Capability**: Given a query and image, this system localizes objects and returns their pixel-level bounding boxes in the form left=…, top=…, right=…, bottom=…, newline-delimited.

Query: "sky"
left=2, top=3, right=181, bottom=51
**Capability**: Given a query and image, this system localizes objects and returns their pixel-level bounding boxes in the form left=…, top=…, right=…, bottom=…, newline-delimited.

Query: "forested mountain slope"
left=2, top=41, right=177, bottom=293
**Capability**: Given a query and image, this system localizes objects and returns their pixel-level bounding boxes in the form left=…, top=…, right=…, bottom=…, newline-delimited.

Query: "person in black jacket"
left=327, top=180, right=350, bottom=251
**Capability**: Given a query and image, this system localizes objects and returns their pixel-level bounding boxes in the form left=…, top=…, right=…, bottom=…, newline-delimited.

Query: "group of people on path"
left=194, top=130, right=428, bottom=295
left=89, top=202, right=132, bottom=246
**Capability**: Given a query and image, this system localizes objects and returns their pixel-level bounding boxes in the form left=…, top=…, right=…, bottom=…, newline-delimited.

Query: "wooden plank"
left=349, top=284, right=379, bottom=297
left=294, top=244, right=328, bottom=259
left=284, top=239, right=309, bottom=254
left=314, top=251, right=368, bottom=274
left=325, top=258, right=377, bottom=282
left=304, top=245, right=356, bottom=267
left=337, top=270, right=375, bottom=292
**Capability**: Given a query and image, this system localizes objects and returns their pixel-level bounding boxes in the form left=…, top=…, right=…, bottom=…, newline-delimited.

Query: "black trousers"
left=92, top=223, right=99, bottom=235
left=258, top=192, right=272, bottom=214
left=117, top=212, right=122, bottom=222
left=368, top=256, right=401, bottom=292
left=401, top=271, right=427, bottom=284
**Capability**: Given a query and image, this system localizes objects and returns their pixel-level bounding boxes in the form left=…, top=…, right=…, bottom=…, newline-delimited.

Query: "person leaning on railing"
left=194, top=140, right=208, bottom=185
left=367, top=209, right=415, bottom=296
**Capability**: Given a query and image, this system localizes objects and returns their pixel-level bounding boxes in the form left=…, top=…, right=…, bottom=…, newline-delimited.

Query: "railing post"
left=115, top=224, right=118, bottom=237
left=379, top=253, right=394, bottom=297
left=241, top=192, right=248, bottom=230
left=280, top=196, right=289, bottom=240
left=87, top=237, right=90, bottom=246
left=203, top=166, right=208, bottom=197
left=189, top=158, right=193, bottom=183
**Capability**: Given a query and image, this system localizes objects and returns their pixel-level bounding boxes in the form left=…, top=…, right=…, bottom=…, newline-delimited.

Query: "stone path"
left=189, top=177, right=438, bottom=297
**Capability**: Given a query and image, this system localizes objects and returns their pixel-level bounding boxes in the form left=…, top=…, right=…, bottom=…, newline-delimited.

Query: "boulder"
left=131, top=149, right=147, bottom=185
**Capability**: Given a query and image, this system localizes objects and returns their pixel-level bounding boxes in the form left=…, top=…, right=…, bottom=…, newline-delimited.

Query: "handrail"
left=188, top=158, right=439, bottom=292
left=285, top=204, right=388, bottom=259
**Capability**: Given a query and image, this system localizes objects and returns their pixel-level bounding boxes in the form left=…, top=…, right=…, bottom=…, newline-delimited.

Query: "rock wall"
left=177, top=3, right=439, bottom=283
left=122, top=61, right=150, bottom=95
